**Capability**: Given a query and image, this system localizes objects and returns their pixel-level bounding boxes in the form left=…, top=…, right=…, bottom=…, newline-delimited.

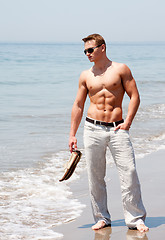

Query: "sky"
left=0, top=0, right=165, bottom=43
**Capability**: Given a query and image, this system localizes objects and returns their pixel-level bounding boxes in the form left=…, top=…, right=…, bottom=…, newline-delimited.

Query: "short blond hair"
left=82, top=33, right=106, bottom=49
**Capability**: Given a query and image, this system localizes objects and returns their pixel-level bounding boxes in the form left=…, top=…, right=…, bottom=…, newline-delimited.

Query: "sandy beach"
left=54, top=149, right=165, bottom=239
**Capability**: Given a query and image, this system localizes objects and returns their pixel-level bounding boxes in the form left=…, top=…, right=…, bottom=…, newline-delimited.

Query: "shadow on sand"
left=145, top=216, right=165, bottom=228
left=79, top=217, right=165, bottom=240
left=79, top=216, right=165, bottom=229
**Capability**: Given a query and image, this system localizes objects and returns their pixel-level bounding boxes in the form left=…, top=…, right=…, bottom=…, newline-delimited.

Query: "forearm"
left=69, top=102, right=84, bottom=152
left=125, top=94, right=140, bottom=127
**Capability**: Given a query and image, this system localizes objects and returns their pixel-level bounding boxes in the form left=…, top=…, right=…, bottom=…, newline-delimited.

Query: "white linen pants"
left=83, top=120, right=146, bottom=228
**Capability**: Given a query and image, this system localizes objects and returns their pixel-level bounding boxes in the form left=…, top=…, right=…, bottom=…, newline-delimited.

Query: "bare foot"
left=137, top=224, right=149, bottom=232
left=92, top=220, right=106, bottom=230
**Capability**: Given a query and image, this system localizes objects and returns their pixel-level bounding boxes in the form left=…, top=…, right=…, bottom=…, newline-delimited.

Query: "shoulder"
left=112, top=62, right=133, bottom=81
left=80, top=68, right=91, bottom=78
left=79, top=68, right=91, bottom=84
left=112, top=62, right=131, bottom=74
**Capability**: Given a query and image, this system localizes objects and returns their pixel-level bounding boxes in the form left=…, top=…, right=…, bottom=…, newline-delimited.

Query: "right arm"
left=69, top=71, right=88, bottom=152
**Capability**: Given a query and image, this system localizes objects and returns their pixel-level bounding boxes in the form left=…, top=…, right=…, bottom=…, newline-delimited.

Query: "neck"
left=93, top=56, right=112, bottom=73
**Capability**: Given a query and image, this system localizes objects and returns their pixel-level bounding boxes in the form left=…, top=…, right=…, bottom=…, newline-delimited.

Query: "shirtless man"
left=69, top=34, right=149, bottom=233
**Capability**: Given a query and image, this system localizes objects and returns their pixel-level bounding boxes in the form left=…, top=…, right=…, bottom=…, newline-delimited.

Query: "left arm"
left=115, top=64, right=140, bottom=130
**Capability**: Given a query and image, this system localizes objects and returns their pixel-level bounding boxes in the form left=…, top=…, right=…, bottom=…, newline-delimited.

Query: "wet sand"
left=54, top=150, right=165, bottom=239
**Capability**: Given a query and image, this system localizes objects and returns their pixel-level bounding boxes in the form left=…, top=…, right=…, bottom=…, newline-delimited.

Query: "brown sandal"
left=59, top=150, right=82, bottom=182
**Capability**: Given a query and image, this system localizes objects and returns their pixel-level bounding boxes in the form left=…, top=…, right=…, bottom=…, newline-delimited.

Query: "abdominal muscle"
left=87, top=90, right=124, bottom=123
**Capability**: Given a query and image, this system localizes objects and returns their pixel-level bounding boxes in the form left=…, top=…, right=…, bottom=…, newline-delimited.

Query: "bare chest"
left=86, top=71, right=122, bottom=96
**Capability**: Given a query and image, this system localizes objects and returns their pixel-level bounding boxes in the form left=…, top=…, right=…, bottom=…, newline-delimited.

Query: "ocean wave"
left=136, top=103, right=165, bottom=120
left=0, top=150, right=86, bottom=239
left=133, top=130, right=165, bottom=159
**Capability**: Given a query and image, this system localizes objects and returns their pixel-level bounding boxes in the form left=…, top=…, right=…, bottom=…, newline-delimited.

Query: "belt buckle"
left=104, top=122, right=109, bottom=127
left=95, top=120, right=102, bottom=125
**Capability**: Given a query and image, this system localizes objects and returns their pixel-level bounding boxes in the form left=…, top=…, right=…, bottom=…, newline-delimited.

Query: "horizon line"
left=0, top=40, right=165, bottom=45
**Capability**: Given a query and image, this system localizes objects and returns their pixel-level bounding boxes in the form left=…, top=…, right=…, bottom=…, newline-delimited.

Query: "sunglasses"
left=84, top=44, right=102, bottom=55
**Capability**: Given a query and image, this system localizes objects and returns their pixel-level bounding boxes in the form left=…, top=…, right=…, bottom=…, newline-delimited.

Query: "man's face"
left=84, top=40, right=102, bottom=62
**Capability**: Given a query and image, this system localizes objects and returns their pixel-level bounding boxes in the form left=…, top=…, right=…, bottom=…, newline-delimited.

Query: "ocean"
left=0, top=42, right=165, bottom=239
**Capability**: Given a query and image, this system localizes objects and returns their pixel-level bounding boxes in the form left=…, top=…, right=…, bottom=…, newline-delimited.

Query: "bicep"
left=74, top=74, right=88, bottom=108
left=121, top=65, right=139, bottom=98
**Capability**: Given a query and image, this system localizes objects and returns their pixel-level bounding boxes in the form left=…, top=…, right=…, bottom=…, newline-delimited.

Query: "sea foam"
left=0, top=150, right=85, bottom=239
